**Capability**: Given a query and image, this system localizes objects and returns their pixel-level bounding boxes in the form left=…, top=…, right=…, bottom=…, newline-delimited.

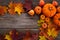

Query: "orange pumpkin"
left=45, top=17, right=50, bottom=23
left=52, top=0, right=58, bottom=6
left=43, top=3, right=56, bottom=17
left=42, top=23, right=47, bottom=28
left=28, top=10, right=34, bottom=16
left=57, top=6, right=60, bottom=13
left=39, top=0, right=45, bottom=6
left=53, top=13, right=60, bottom=26
left=40, top=15, right=45, bottom=20
left=34, top=6, right=41, bottom=15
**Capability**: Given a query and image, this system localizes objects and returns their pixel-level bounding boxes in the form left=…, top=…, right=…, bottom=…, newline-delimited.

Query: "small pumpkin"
left=45, top=17, right=50, bottom=23
left=53, top=13, right=60, bottom=26
left=57, top=6, right=60, bottom=13
left=39, top=0, right=45, bottom=6
left=34, top=6, right=41, bottom=15
left=43, top=3, right=56, bottom=17
left=40, top=15, right=45, bottom=20
left=52, top=0, right=58, bottom=6
left=42, top=23, right=47, bottom=28
left=28, top=10, right=34, bottom=16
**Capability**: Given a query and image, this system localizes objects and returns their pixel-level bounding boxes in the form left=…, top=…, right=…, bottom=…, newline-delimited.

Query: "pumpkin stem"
left=48, top=7, right=53, bottom=11
left=58, top=18, right=60, bottom=20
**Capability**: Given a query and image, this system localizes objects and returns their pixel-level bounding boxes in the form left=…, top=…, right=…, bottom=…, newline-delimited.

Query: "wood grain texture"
left=0, top=13, right=39, bottom=28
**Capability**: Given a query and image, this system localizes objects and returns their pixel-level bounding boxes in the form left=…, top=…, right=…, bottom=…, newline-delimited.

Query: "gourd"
left=53, top=13, right=60, bottom=26
left=34, top=6, right=41, bottom=15
left=43, top=3, right=56, bottom=17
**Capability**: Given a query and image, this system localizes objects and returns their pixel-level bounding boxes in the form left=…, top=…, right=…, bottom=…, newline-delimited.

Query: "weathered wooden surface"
left=0, top=28, right=39, bottom=34
left=0, top=13, right=39, bottom=28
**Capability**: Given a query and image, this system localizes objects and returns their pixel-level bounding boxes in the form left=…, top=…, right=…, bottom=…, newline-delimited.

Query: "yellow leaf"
left=51, top=28, right=58, bottom=38
left=47, top=28, right=52, bottom=36
left=14, top=3, right=24, bottom=15
left=8, top=2, right=24, bottom=15
left=39, top=36, right=47, bottom=40
left=5, top=34, right=12, bottom=40
left=15, top=6, right=24, bottom=15
left=47, top=28, right=58, bottom=38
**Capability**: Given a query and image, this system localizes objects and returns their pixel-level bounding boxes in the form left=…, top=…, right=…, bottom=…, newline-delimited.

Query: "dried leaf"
left=39, top=36, right=47, bottom=40
left=47, top=28, right=52, bottom=36
left=24, top=0, right=33, bottom=11
left=47, top=28, right=58, bottom=38
left=5, top=34, right=12, bottom=40
left=8, top=1, right=14, bottom=8
left=51, top=28, right=58, bottom=38
left=0, top=6, right=7, bottom=15
left=37, top=20, right=44, bottom=27
left=8, top=8, right=16, bottom=15
left=15, top=3, right=24, bottom=15
left=8, top=2, right=24, bottom=15
left=38, top=24, right=41, bottom=27
left=23, top=31, right=31, bottom=40
left=9, top=29, right=19, bottom=40
left=38, top=19, right=44, bottom=23
left=8, top=2, right=16, bottom=15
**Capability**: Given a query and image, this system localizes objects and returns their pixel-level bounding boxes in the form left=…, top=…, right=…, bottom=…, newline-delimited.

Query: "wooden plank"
left=0, top=13, right=39, bottom=28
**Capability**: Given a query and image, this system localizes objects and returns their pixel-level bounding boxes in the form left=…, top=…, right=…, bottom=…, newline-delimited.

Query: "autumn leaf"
left=0, top=6, right=7, bottom=15
left=24, top=0, right=33, bottom=11
left=38, top=24, right=42, bottom=27
left=8, top=1, right=16, bottom=15
left=5, top=34, right=12, bottom=40
left=8, top=8, right=16, bottom=15
left=39, top=36, right=47, bottom=40
left=37, top=19, right=44, bottom=27
left=51, top=28, right=58, bottom=38
left=47, top=28, right=52, bottom=36
left=15, top=3, right=24, bottom=15
left=38, top=19, right=44, bottom=23
left=8, top=1, right=14, bottom=8
left=8, top=2, right=24, bottom=15
left=3, top=6, right=8, bottom=13
left=47, top=28, right=58, bottom=38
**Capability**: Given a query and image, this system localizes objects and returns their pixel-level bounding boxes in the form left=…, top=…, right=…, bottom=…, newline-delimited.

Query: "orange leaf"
left=0, top=6, right=7, bottom=15
left=8, top=2, right=24, bottom=15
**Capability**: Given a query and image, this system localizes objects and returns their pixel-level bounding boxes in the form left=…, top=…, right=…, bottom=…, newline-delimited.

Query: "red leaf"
left=24, top=0, right=33, bottom=12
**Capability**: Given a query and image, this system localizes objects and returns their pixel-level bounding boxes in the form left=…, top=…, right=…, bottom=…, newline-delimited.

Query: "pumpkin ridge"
left=43, top=3, right=56, bottom=17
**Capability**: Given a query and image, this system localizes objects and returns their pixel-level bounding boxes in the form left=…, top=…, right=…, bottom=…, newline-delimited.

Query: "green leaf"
left=37, top=19, right=44, bottom=27
left=38, top=24, right=42, bottom=27
left=37, top=19, right=44, bottom=23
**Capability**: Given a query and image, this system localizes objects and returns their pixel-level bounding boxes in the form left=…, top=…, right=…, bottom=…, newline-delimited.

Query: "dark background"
left=0, top=0, right=60, bottom=40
